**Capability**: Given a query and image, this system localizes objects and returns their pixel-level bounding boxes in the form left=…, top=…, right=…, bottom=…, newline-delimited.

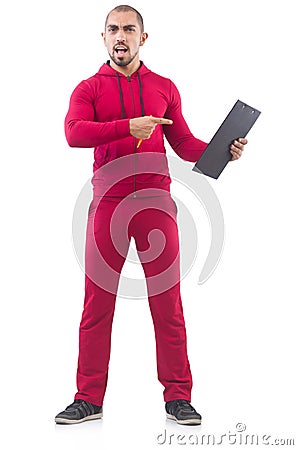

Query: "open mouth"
left=114, top=46, right=128, bottom=56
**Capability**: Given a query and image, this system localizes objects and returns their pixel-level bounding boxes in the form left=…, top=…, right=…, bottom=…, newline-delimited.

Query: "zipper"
left=127, top=75, right=137, bottom=199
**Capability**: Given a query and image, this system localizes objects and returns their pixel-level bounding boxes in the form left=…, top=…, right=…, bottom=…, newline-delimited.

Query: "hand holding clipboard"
left=193, top=100, right=261, bottom=179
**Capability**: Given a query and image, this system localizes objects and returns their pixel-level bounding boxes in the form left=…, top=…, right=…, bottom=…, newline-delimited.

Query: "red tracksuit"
left=65, top=61, right=208, bottom=406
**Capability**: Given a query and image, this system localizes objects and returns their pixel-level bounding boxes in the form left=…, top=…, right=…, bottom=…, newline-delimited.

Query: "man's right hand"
left=129, top=115, right=173, bottom=140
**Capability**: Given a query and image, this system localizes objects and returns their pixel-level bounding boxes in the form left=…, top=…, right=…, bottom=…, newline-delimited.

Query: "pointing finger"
left=151, top=117, right=173, bottom=125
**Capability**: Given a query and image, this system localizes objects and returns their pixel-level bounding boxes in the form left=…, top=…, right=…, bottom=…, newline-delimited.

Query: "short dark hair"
left=105, top=5, right=144, bottom=32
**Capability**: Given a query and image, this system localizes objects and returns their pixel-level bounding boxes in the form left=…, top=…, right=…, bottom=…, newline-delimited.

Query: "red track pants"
left=74, top=194, right=192, bottom=406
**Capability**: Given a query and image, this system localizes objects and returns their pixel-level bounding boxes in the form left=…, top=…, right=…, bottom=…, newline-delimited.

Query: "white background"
left=1, top=0, right=297, bottom=449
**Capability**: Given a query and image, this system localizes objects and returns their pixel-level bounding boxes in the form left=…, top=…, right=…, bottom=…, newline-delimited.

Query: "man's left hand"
left=230, top=138, right=248, bottom=161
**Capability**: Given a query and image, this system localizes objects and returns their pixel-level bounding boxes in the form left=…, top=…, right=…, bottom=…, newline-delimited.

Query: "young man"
left=55, top=5, right=247, bottom=426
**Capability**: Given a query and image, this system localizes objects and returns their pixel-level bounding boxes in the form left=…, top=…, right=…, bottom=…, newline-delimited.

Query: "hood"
left=97, top=61, right=152, bottom=78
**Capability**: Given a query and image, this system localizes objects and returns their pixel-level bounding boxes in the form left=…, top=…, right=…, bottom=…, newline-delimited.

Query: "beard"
left=109, top=49, right=138, bottom=67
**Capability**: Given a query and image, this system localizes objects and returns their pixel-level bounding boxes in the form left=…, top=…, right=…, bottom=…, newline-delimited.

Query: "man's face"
left=102, top=11, right=147, bottom=67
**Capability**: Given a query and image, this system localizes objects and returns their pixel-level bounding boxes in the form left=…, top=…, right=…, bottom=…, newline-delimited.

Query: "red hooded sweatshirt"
left=65, top=62, right=208, bottom=198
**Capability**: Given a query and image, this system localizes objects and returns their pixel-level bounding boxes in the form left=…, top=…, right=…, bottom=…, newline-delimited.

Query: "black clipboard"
left=193, top=100, right=261, bottom=179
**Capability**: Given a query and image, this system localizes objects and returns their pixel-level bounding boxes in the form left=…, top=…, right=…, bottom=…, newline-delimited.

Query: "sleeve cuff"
left=115, top=119, right=131, bottom=139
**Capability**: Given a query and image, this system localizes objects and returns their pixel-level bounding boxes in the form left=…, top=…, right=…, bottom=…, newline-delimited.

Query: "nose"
left=116, top=28, right=126, bottom=42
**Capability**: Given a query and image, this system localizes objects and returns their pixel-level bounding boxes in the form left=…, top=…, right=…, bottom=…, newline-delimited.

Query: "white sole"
left=166, top=413, right=201, bottom=426
left=55, top=412, right=103, bottom=424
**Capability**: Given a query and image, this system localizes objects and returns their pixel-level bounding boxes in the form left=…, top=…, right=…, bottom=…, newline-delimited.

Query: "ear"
left=101, top=32, right=106, bottom=45
left=139, top=32, right=148, bottom=47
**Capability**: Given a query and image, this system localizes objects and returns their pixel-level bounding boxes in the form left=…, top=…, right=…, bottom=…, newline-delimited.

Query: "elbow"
left=65, top=122, right=80, bottom=148
left=66, top=134, right=78, bottom=148
left=64, top=119, right=94, bottom=148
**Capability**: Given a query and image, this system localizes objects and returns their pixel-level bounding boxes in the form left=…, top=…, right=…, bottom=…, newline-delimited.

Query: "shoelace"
left=66, top=399, right=83, bottom=410
left=175, top=400, right=195, bottom=412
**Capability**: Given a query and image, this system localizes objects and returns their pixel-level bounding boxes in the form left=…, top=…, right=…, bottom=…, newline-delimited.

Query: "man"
left=55, top=5, right=247, bottom=426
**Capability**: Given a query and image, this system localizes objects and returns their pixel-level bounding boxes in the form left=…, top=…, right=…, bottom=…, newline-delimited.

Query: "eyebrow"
left=107, top=24, right=137, bottom=29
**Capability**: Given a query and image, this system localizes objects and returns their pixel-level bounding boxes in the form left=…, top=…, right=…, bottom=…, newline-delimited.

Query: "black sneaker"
left=165, top=400, right=202, bottom=425
left=55, top=399, right=103, bottom=424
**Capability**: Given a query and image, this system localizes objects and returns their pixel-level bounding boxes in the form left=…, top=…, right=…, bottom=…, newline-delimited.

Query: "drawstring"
left=137, top=72, right=145, bottom=117
left=116, top=71, right=145, bottom=119
left=116, top=73, right=126, bottom=119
